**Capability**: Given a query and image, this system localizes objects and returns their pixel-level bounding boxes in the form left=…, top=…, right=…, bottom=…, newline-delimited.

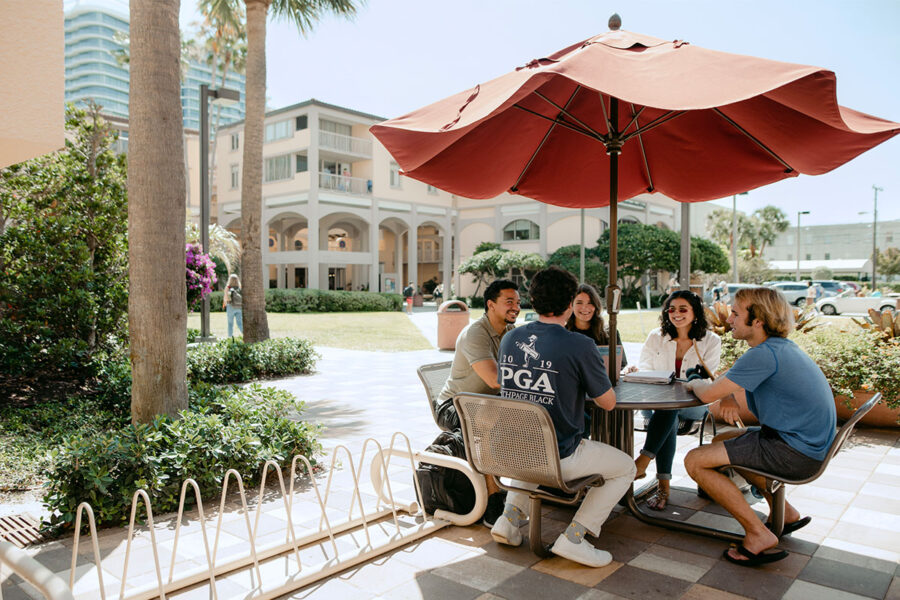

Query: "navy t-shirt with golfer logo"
left=498, top=321, right=612, bottom=459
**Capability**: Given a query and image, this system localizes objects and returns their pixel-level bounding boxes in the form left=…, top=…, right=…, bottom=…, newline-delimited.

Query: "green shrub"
left=187, top=328, right=201, bottom=343
left=0, top=105, right=128, bottom=378
left=0, top=396, right=125, bottom=490
left=208, top=288, right=403, bottom=313
left=186, top=337, right=319, bottom=384
left=42, top=384, right=322, bottom=531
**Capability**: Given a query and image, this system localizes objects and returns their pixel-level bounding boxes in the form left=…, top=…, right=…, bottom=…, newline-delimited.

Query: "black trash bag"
left=414, top=430, right=476, bottom=516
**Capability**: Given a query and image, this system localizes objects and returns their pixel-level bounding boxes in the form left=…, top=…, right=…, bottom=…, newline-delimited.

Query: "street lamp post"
left=872, top=185, right=882, bottom=286
left=732, top=191, right=748, bottom=283
left=199, top=84, right=240, bottom=342
left=795, top=210, right=810, bottom=281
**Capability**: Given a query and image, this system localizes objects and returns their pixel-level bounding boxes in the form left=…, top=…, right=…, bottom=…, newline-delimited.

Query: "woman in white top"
left=223, top=274, right=243, bottom=337
left=626, top=290, right=721, bottom=510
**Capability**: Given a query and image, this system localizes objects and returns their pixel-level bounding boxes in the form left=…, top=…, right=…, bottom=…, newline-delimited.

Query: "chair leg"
left=528, top=497, right=553, bottom=558
left=768, top=482, right=785, bottom=537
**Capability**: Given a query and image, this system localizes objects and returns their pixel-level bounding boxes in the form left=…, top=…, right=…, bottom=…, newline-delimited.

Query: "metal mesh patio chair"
left=417, top=361, right=453, bottom=431
left=454, top=392, right=604, bottom=557
left=725, top=392, right=881, bottom=536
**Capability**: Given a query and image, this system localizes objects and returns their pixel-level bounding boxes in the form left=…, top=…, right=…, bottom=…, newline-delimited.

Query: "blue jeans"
left=226, top=305, right=243, bottom=337
left=640, top=405, right=708, bottom=479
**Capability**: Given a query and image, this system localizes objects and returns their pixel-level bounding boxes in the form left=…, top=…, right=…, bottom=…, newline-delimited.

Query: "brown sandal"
left=646, top=488, right=669, bottom=511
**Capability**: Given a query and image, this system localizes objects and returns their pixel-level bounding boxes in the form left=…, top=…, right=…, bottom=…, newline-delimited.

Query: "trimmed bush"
left=186, top=337, right=319, bottom=384
left=208, top=288, right=403, bottom=313
left=42, top=384, right=322, bottom=531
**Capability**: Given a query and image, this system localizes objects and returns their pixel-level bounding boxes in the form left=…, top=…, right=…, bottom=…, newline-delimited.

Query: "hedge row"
left=209, top=288, right=403, bottom=313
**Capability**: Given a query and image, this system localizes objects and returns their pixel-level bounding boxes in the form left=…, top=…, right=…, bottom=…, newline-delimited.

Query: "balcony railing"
left=319, top=172, right=372, bottom=195
left=318, top=131, right=373, bottom=157
left=417, top=248, right=441, bottom=263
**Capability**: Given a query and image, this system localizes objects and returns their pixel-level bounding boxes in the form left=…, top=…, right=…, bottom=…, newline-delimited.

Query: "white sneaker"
left=551, top=534, right=613, bottom=567
left=490, top=516, right=523, bottom=547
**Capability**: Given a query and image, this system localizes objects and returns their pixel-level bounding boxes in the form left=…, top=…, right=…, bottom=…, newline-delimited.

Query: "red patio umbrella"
left=371, top=18, right=899, bottom=382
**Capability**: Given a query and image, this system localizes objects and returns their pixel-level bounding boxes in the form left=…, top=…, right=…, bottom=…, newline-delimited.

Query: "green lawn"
left=188, top=311, right=432, bottom=352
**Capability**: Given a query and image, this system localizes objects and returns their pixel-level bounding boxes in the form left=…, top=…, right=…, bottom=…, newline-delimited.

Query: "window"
left=319, top=119, right=352, bottom=137
left=805, top=253, right=811, bottom=261
left=825, top=253, right=831, bottom=260
left=503, top=219, right=540, bottom=241
left=264, top=119, right=291, bottom=142
left=230, top=164, right=239, bottom=189
left=295, top=154, right=308, bottom=173
left=295, top=115, right=307, bottom=130
left=264, top=155, right=291, bottom=182
left=427, top=184, right=438, bottom=195
left=888, top=233, right=894, bottom=243
left=230, top=133, right=239, bottom=150
left=389, top=161, right=401, bottom=188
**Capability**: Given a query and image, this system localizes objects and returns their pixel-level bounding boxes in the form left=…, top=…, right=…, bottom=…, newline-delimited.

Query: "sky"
left=180, top=0, right=899, bottom=228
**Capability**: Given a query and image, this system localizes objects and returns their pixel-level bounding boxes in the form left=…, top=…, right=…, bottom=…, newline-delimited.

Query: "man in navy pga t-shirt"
left=684, top=286, right=836, bottom=568
left=490, top=267, right=636, bottom=569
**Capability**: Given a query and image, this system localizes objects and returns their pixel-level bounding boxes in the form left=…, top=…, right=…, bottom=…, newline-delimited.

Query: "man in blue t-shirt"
left=684, top=287, right=836, bottom=568
left=490, top=267, right=636, bottom=568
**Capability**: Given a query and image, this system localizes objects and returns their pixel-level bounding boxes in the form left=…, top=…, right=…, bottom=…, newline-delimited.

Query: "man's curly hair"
left=530, top=266, right=578, bottom=317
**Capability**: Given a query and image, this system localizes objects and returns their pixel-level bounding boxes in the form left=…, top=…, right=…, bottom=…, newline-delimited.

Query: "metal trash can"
left=436, top=300, right=469, bottom=350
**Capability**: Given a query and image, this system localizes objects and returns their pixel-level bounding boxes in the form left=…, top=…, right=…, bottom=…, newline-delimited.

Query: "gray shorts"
left=723, top=426, right=822, bottom=481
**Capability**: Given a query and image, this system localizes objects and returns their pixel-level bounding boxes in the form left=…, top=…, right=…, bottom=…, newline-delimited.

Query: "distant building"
left=767, top=220, right=900, bottom=280
left=214, top=99, right=722, bottom=295
left=63, top=0, right=245, bottom=131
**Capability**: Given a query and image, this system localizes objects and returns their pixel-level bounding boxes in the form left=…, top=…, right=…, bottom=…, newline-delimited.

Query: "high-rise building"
left=63, top=0, right=245, bottom=129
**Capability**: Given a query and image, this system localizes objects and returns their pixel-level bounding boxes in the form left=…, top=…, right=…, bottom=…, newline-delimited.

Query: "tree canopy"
left=0, top=104, right=128, bottom=378
left=706, top=205, right=789, bottom=258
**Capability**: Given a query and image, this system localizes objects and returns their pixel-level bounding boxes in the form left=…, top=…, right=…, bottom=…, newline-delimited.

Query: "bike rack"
left=0, top=433, right=487, bottom=600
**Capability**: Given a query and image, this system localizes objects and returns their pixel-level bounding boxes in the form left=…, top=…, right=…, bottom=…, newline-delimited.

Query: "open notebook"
left=621, top=370, right=675, bottom=384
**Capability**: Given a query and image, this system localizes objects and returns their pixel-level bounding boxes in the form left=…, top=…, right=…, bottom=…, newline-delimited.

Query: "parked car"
left=704, top=283, right=756, bottom=305
left=812, top=280, right=845, bottom=297
left=766, top=282, right=810, bottom=306
left=815, top=290, right=900, bottom=315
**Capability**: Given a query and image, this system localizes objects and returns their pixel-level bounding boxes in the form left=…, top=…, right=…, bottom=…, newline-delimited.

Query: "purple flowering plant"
left=186, top=243, right=218, bottom=311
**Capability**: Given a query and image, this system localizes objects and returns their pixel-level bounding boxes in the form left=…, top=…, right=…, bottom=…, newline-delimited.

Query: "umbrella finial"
left=608, top=13, right=621, bottom=30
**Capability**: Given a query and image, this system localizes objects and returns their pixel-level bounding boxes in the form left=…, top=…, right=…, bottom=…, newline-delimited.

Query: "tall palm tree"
left=203, top=0, right=361, bottom=343
left=128, top=0, right=188, bottom=422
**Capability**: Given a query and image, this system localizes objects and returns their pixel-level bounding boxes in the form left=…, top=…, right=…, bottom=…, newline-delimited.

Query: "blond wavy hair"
left=734, top=287, right=794, bottom=338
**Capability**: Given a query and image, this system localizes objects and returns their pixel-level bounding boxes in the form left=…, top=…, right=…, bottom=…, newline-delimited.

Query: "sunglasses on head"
left=666, top=306, right=691, bottom=314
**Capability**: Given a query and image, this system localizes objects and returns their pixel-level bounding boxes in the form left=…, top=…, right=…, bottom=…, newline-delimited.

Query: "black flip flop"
left=766, top=516, right=811, bottom=536
left=723, top=543, right=789, bottom=567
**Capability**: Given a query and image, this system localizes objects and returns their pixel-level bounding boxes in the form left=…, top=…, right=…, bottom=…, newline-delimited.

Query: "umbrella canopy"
left=372, top=28, right=898, bottom=206
left=371, top=22, right=899, bottom=382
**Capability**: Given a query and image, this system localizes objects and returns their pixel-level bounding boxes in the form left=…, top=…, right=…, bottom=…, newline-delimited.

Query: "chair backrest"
left=453, top=392, right=567, bottom=489
left=417, top=361, right=453, bottom=424
left=793, top=392, right=882, bottom=485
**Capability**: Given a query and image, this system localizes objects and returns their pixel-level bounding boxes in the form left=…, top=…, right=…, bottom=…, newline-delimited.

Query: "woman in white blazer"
left=626, top=290, right=721, bottom=510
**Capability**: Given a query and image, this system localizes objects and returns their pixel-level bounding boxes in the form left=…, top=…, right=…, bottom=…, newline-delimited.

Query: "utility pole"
left=872, top=185, right=882, bottom=286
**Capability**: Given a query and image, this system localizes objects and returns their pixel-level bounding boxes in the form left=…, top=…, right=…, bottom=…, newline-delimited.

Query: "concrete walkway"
left=2, top=312, right=899, bottom=600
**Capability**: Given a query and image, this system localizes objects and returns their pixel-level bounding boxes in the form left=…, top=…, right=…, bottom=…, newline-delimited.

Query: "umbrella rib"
left=533, top=90, right=607, bottom=141
left=713, top=108, right=794, bottom=172
left=511, top=104, right=604, bottom=142
left=621, top=105, right=647, bottom=137
left=630, top=103, right=655, bottom=193
left=511, top=88, right=583, bottom=192
left=622, top=110, right=686, bottom=142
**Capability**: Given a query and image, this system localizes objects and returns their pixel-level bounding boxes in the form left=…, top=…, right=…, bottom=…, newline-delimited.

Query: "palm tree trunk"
left=240, top=0, right=270, bottom=343
left=128, top=0, right=188, bottom=423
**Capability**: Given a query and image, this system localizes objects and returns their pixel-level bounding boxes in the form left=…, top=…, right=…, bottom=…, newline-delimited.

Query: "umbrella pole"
left=606, top=97, right=622, bottom=386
